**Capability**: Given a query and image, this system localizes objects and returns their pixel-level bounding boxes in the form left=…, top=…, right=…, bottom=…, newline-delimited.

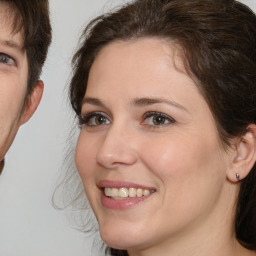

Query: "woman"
left=69, top=0, right=256, bottom=255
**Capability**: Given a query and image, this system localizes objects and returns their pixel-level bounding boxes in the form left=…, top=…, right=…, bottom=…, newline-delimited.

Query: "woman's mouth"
left=99, top=181, right=156, bottom=209
left=104, top=187, right=154, bottom=199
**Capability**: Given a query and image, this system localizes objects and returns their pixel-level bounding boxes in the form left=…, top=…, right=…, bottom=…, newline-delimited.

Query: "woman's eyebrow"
left=131, top=97, right=188, bottom=112
left=82, top=97, right=188, bottom=112
left=82, top=97, right=106, bottom=108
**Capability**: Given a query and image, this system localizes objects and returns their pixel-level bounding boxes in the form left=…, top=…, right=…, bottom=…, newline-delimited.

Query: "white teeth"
left=137, top=188, right=143, bottom=197
left=105, top=188, right=111, bottom=197
left=104, top=187, right=152, bottom=198
left=110, top=188, right=119, bottom=197
left=143, top=189, right=150, bottom=196
left=128, top=188, right=137, bottom=197
left=119, top=188, right=129, bottom=198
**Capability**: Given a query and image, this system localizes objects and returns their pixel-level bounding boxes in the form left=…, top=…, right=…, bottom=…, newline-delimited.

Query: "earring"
left=236, top=173, right=240, bottom=181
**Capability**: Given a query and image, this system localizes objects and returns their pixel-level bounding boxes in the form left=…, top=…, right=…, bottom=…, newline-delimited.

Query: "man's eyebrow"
left=132, top=97, right=187, bottom=111
left=0, top=39, right=23, bottom=52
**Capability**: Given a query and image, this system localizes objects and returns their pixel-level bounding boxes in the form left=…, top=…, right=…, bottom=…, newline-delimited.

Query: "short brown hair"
left=70, top=0, right=256, bottom=252
left=2, top=0, right=52, bottom=96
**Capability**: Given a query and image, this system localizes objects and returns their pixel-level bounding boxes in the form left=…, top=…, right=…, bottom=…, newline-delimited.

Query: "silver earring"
left=236, top=173, right=240, bottom=181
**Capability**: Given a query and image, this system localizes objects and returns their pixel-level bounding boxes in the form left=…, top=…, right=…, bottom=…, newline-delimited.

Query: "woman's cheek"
left=75, top=133, right=96, bottom=179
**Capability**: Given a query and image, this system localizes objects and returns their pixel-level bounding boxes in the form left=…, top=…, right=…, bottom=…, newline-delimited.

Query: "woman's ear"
left=227, top=125, right=256, bottom=182
left=20, top=80, right=44, bottom=125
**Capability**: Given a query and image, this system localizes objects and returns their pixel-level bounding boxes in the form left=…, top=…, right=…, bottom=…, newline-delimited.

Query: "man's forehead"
left=0, top=1, right=24, bottom=47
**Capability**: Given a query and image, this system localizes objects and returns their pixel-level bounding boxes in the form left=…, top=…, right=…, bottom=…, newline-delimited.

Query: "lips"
left=98, top=180, right=156, bottom=210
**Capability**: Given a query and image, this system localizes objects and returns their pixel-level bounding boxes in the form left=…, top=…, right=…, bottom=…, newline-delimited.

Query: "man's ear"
left=20, top=80, right=44, bottom=125
left=227, top=125, right=256, bottom=182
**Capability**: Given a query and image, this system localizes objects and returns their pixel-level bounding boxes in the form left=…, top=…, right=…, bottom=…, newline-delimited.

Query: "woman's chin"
left=100, top=225, right=143, bottom=251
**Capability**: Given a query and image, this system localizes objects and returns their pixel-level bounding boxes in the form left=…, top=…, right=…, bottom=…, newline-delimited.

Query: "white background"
left=0, top=1, right=255, bottom=256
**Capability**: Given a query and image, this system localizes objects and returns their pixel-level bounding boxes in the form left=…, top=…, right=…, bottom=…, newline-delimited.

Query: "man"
left=0, top=0, right=52, bottom=173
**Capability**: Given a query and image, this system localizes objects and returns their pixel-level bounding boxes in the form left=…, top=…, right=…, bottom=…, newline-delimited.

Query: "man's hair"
left=2, top=0, right=52, bottom=97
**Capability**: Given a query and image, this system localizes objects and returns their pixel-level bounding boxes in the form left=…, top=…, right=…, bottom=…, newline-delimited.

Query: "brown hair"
left=69, top=0, right=256, bottom=253
left=1, top=0, right=52, bottom=97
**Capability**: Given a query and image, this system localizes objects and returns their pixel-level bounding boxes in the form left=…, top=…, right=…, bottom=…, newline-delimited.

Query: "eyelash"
left=79, top=112, right=110, bottom=127
left=0, top=53, right=15, bottom=66
left=79, top=111, right=176, bottom=129
left=142, top=111, right=176, bottom=127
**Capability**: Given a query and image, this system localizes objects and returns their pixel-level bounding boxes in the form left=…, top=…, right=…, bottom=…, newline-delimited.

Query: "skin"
left=0, top=2, right=43, bottom=165
left=75, top=38, right=256, bottom=256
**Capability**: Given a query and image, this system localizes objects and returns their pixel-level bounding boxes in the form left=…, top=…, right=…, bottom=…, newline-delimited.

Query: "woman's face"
left=76, top=38, right=235, bottom=252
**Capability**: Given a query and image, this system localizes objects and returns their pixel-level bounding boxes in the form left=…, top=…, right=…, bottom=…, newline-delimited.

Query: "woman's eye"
left=0, top=53, right=15, bottom=66
left=79, top=112, right=110, bottom=127
left=91, top=115, right=109, bottom=126
left=143, top=112, right=175, bottom=126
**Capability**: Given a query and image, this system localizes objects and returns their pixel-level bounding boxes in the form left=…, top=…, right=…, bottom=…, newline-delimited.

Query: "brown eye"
left=94, top=115, right=108, bottom=125
left=80, top=113, right=110, bottom=127
left=142, top=111, right=175, bottom=127
left=152, top=115, right=166, bottom=125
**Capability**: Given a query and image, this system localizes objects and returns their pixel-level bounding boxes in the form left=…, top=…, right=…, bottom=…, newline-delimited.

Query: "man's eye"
left=79, top=112, right=110, bottom=127
left=0, top=53, right=15, bottom=66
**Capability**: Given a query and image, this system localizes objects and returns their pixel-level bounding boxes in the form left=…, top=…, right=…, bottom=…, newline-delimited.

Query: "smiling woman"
left=68, top=0, right=256, bottom=255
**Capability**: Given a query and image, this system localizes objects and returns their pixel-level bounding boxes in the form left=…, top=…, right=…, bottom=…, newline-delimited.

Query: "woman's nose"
left=96, top=125, right=137, bottom=169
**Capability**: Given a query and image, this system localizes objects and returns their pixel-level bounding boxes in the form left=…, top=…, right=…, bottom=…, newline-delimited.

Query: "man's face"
left=0, top=2, right=43, bottom=161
